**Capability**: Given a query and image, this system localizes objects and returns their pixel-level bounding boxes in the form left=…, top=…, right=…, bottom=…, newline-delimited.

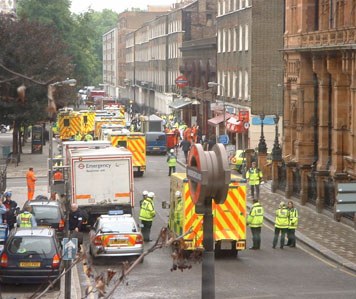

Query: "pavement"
left=176, top=148, right=356, bottom=273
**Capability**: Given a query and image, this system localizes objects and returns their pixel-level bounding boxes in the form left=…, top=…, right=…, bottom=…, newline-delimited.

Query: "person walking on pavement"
left=17, top=205, right=37, bottom=227
left=167, top=149, right=177, bottom=176
left=272, top=202, right=289, bottom=249
left=3, top=192, right=18, bottom=229
left=69, top=204, right=84, bottom=247
left=139, top=191, right=156, bottom=242
left=246, top=162, right=263, bottom=200
left=180, top=137, right=191, bottom=163
left=26, top=167, right=37, bottom=200
left=247, top=198, right=264, bottom=250
left=286, top=201, right=298, bottom=247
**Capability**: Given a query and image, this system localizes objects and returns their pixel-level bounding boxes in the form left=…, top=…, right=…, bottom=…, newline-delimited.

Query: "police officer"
left=247, top=198, right=264, bottom=250
left=74, top=132, right=82, bottom=141
left=246, top=161, right=263, bottom=199
left=272, top=202, right=289, bottom=249
left=3, top=192, right=18, bottom=229
left=17, top=205, right=37, bottom=227
left=140, top=190, right=148, bottom=208
left=287, top=201, right=298, bottom=247
left=84, top=133, right=93, bottom=141
left=139, top=191, right=156, bottom=242
left=167, top=149, right=177, bottom=176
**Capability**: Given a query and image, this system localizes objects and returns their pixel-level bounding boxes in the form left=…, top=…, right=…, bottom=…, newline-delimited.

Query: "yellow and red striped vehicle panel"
left=59, top=114, right=83, bottom=140
left=82, top=112, right=95, bottom=134
left=95, top=119, right=125, bottom=137
left=111, top=135, right=146, bottom=168
left=181, top=178, right=246, bottom=250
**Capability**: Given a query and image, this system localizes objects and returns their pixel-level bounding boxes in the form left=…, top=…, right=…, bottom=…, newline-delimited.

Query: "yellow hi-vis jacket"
left=275, top=207, right=289, bottom=229
left=246, top=167, right=263, bottom=185
left=288, top=207, right=299, bottom=229
left=139, top=198, right=156, bottom=221
left=167, top=154, right=177, bottom=167
left=247, top=202, right=264, bottom=228
left=18, top=213, right=33, bottom=227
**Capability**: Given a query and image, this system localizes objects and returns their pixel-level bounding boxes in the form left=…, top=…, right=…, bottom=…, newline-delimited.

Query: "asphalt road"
left=78, top=154, right=356, bottom=299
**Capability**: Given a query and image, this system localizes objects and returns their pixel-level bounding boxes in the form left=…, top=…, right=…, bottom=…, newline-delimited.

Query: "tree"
left=0, top=14, right=75, bottom=154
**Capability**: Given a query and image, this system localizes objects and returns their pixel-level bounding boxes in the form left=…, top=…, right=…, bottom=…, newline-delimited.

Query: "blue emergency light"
left=108, top=210, right=124, bottom=215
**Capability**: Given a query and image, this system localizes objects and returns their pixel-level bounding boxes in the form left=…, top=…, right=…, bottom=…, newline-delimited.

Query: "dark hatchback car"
left=0, top=227, right=63, bottom=287
left=23, top=199, right=65, bottom=241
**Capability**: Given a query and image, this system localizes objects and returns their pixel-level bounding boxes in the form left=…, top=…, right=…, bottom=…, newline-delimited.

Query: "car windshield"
left=32, top=205, right=60, bottom=220
left=146, top=133, right=165, bottom=142
left=8, top=236, right=54, bottom=255
left=99, top=220, right=137, bottom=233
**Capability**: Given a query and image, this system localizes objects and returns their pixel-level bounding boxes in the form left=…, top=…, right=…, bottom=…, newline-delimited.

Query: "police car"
left=89, top=211, right=144, bottom=260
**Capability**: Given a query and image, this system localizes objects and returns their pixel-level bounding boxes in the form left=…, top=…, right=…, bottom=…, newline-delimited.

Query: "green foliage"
left=17, top=0, right=118, bottom=87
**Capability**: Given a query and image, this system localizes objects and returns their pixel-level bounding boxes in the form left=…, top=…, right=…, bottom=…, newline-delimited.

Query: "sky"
left=70, top=0, right=175, bottom=14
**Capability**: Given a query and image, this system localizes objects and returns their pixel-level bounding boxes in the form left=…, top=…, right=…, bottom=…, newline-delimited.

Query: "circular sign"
left=244, top=122, right=250, bottom=129
left=175, top=75, right=188, bottom=88
left=78, top=163, right=85, bottom=169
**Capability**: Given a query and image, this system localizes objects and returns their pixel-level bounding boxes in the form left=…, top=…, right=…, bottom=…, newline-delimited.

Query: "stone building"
left=283, top=0, right=356, bottom=219
left=216, top=0, right=284, bottom=149
left=103, top=9, right=169, bottom=99
left=103, top=27, right=118, bottom=97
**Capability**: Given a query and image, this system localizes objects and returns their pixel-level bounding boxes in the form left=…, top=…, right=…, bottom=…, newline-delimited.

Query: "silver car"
left=89, top=212, right=144, bottom=259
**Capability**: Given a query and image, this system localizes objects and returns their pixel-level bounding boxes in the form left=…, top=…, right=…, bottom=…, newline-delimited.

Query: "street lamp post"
left=272, top=114, right=282, bottom=160
left=207, top=81, right=227, bottom=136
left=258, top=113, right=267, bottom=154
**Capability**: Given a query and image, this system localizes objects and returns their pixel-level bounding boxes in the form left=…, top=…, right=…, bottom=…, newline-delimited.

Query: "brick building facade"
left=283, top=0, right=356, bottom=220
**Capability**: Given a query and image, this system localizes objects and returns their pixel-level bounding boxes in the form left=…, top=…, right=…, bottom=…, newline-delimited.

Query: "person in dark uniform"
left=3, top=192, right=19, bottom=229
left=69, top=204, right=83, bottom=248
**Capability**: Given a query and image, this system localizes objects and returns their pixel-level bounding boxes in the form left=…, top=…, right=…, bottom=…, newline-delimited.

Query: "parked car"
left=0, top=227, right=63, bottom=288
left=89, top=211, right=144, bottom=260
left=146, top=132, right=167, bottom=154
left=23, top=198, right=65, bottom=241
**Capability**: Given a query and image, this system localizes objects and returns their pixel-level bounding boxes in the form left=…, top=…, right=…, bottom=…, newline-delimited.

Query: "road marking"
left=261, top=222, right=356, bottom=275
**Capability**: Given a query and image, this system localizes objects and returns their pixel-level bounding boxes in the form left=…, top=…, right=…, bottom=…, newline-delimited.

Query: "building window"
left=245, top=0, right=249, bottom=6
left=218, top=30, right=221, bottom=53
left=217, top=71, right=221, bottom=95
left=232, top=72, right=237, bottom=97
left=244, top=70, right=248, bottom=100
left=245, top=24, right=248, bottom=51
left=218, top=0, right=221, bottom=16
left=240, top=0, right=245, bottom=9
left=222, top=0, right=226, bottom=14
left=238, top=70, right=242, bottom=98
left=223, top=29, right=226, bottom=52
left=227, top=71, right=231, bottom=97
left=228, top=29, right=231, bottom=52
left=239, top=25, right=243, bottom=51
left=234, top=0, right=237, bottom=10
left=233, top=27, right=237, bottom=51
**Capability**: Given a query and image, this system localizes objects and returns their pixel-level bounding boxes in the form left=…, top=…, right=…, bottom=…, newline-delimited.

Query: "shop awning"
left=226, top=116, right=247, bottom=133
left=169, top=98, right=192, bottom=109
left=208, top=113, right=232, bottom=126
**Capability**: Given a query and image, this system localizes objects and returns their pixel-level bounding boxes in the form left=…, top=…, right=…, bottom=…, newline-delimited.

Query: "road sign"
left=243, top=122, right=250, bottom=129
left=175, top=75, right=188, bottom=88
left=219, top=135, right=229, bottom=145
left=62, top=238, right=78, bottom=260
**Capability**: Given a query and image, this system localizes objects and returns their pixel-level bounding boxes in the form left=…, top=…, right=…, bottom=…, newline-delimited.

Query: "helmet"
left=175, top=191, right=181, bottom=198
left=170, top=149, right=174, bottom=153
left=142, top=190, right=148, bottom=196
left=148, top=192, right=155, bottom=198
left=279, top=201, right=285, bottom=207
left=4, top=191, right=11, bottom=197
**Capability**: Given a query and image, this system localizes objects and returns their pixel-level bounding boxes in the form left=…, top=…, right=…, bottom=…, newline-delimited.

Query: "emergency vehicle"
left=94, top=118, right=126, bottom=138
left=58, top=110, right=83, bottom=140
left=69, top=147, right=134, bottom=225
left=80, top=111, right=96, bottom=134
left=168, top=173, right=246, bottom=257
left=109, top=131, right=146, bottom=177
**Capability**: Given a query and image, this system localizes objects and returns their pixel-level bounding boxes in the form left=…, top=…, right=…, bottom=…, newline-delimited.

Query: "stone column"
left=271, top=160, right=281, bottom=193
left=283, top=79, right=292, bottom=157
left=326, top=55, right=350, bottom=175
left=312, top=55, right=330, bottom=171
left=286, top=161, right=297, bottom=199
left=258, top=152, right=267, bottom=180
left=300, top=165, right=312, bottom=205
left=315, top=170, right=330, bottom=213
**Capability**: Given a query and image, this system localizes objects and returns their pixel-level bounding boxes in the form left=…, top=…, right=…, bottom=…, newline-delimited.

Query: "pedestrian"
left=180, top=137, right=191, bottom=164
left=139, top=191, right=156, bottom=241
left=26, top=167, right=37, bottom=200
left=52, top=169, right=64, bottom=200
left=17, top=205, right=37, bottom=228
left=246, top=161, right=263, bottom=200
left=69, top=204, right=84, bottom=247
left=286, top=201, right=298, bottom=247
left=0, top=199, right=7, bottom=223
left=3, top=192, right=18, bottom=229
left=74, top=131, right=82, bottom=141
left=84, top=133, right=93, bottom=141
left=192, top=125, right=197, bottom=143
left=167, top=149, right=177, bottom=176
left=247, top=198, right=264, bottom=250
left=206, top=136, right=216, bottom=151
left=272, top=202, right=289, bottom=249
left=140, top=190, right=148, bottom=208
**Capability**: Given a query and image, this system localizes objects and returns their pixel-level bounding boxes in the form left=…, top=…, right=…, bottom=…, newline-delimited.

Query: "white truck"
left=62, top=140, right=111, bottom=165
left=69, top=147, right=134, bottom=225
